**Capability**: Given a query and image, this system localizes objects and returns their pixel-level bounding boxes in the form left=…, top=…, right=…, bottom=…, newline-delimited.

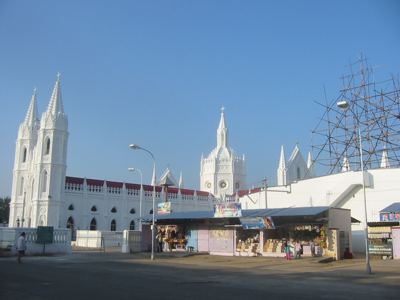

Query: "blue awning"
left=380, top=202, right=400, bottom=213
left=153, top=206, right=330, bottom=221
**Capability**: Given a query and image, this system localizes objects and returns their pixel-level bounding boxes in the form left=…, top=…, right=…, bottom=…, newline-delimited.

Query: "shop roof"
left=380, top=202, right=400, bottom=213
left=154, top=206, right=331, bottom=221
left=368, top=221, right=400, bottom=227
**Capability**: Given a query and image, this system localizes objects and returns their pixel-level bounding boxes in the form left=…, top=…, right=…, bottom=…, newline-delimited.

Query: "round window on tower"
left=219, top=180, right=228, bottom=189
left=206, top=182, right=211, bottom=189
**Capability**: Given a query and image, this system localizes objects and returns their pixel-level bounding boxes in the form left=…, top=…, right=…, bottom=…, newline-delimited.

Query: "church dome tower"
left=200, top=107, right=246, bottom=198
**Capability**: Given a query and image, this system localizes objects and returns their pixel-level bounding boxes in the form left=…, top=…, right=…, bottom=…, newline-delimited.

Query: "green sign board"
left=36, top=226, right=54, bottom=244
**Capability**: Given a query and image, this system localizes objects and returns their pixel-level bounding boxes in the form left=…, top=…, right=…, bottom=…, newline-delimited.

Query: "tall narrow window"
left=110, top=219, right=116, bottom=231
left=296, top=167, right=301, bottom=180
left=129, top=220, right=135, bottom=230
left=19, top=177, right=24, bottom=196
left=90, top=218, right=97, bottom=230
left=42, top=171, right=48, bottom=193
left=45, top=138, right=51, bottom=155
left=66, top=216, right=74, bottom=229
left=22, top=147, right=27, bottom=163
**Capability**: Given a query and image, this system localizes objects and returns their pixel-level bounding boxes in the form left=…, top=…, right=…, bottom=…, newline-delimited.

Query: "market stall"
left=154, top=206, right=353, bottom=259
left=368, top=221, right=400, bottom=259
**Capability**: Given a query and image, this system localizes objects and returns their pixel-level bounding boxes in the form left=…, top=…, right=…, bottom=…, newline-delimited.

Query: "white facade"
left=200, top=108, right=246, bottom=197
left=9, top=75, right=68, bottom=229
left=9, top=78, right=215, bottom=231
left=277, top=144, right=315, bottom=186
left=62, top=177, right=214, bottom=231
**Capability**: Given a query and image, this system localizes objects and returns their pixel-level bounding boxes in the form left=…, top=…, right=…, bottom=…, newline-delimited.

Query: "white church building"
left=8, top=76, right=216, bottom=232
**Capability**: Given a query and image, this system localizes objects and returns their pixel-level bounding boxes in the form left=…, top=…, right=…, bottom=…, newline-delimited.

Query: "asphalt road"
left=1, top=252, right=399, bottom=300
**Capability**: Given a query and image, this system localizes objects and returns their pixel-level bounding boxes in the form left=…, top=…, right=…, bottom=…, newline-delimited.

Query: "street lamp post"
left=129, top=144, right=156, bottom=261
left=128, top=167, right=143, bottom=231
left=337, top=100, right=372, bottom=274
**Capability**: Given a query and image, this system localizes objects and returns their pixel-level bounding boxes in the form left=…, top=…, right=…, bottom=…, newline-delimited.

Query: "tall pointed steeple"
left=24, top=88, right=38, bottom=128
left=47, top=73, right=64, bottom=116
left=278, top=145, right=286, bottom=170
left=306, top=151, right=315, bottom=177
left=380, top=149, right=390, bottom=168
left=178, top=171, right=184, bottom=189
left=277, top=145, right=287, bottom=186
left=217, top=106, right=228, bottom=148
left=342, top=156, right=350, bottom=172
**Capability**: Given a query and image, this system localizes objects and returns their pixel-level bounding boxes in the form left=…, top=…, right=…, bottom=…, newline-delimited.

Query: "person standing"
left=295, top=241, right=302, bottom=259
left=16, top=232, right=27, bottom=263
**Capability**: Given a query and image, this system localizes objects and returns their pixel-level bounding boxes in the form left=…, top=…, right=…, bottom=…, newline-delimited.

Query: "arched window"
left=66, top=216, right=74, bottom=229
left=22, top=147, right=27, bottom=163
left=91, top=206, right=97, bottom=212
left=42, top=170, right=48, bottom=193
left=110, top=219, right=116, bottom=231
left=45, top=137, right=51, bottom=155
left=111, top=207, right=117, bottom=213
left=19, top=177, right=24, bottom=196
left=129, top=220, right=135, bottom=230
left=149, top=209, right=153, bottom=214
left=68, top=204, right=74, bottom=210
left=130, top=208, right=135, bottom=214
left=296, top=167, right=301, bottom=180
left=90, top=218, right=97, bottom=230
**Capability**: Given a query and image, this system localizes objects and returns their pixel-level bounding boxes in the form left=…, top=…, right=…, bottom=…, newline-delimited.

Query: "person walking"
left=284, top=240, right=291, bottom=260
left=156, top=229, right=163, bottom=253
left=16, top=232, right=27, bottom=263
left=295, top=241, right=302, bottom=259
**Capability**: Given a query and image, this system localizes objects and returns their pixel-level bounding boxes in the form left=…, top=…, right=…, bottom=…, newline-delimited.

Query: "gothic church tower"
left=9, top=75, right=68, bottom=228
left=200, top=108, right=246, bottom=198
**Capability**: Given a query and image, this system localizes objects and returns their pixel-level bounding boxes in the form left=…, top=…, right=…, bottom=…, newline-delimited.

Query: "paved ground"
left=1, top=252, right=399, bottom=300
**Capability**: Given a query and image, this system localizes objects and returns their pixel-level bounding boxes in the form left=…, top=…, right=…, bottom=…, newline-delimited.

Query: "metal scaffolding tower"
left=311, top=54, right=400, bottom=174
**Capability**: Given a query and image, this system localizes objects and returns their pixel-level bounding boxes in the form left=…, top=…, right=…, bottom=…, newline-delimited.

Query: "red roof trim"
left=66, top=176, right=84, bottom=184
left=180, top=188, right=195, bottom=196
left=106, top=181, right=123, bottom=188
left=196, top=190, right=209, bottom=197
left=86, top=179, right=104, bottom=186
left=126, top=183, right=141, bottom=190
left=143, top=185, right=162, bottom=192
left=168, top=187, right=179, bottom=194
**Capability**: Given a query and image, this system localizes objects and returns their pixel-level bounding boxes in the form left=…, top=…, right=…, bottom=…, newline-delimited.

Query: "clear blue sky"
left=1, top=0, right=399, bottom=197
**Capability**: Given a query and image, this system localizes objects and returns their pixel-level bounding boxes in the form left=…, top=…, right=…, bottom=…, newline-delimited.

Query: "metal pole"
left=151, top=161, right=156, bottom=261
left=358, top=127, right=372, bottom=274
left=139, top=170, right=143, bottom=231
left=129, top=144, right=156, bottom=261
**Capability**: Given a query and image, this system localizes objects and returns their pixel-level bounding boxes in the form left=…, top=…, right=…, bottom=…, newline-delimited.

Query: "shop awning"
left=154, top=206, right=332, bottom=222
left=380, top=202, right=400, bottom=213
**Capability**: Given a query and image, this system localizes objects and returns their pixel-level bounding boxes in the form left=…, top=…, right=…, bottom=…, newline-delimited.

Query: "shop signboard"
left=240, top=217, right=275, bottom=229
left=380, top=212, right=400, bottom=222
left=214, top=203, right=242, bottom=218
left=36, top=226, right=54, bottom=244
left=157, top=202, right=171, bottom=215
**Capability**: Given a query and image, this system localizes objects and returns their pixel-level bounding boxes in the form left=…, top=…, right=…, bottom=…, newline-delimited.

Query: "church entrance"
left=67, top=216, right=76, bottom=241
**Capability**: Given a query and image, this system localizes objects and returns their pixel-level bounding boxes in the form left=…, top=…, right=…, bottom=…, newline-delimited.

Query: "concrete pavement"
left=1, top=252, right=399, bottom=299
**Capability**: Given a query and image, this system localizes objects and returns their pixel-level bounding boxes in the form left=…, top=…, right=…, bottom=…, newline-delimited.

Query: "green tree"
left=0, top=197, right=11, bottom=224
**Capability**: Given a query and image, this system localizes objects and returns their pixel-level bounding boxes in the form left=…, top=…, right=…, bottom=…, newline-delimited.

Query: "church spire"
left=380, top=148, right=390, bottom=168
left=47, top=73, right=64, bottom=116
left=24, top=88, right=38, bottom=128
left=307, top=151, right=315, bottom=178
left=277, top=145, right=287, bottom=186
left=217, top=106, right=228, bottom=148
left=178, top=171, right=184, bottom=189
left=278, top=145, right=286, bottom=170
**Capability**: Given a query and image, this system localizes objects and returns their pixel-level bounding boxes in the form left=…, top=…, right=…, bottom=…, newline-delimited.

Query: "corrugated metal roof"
left=154, top=206, right=330, bottom=221
left=380, top=202, right=400, bottom=213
